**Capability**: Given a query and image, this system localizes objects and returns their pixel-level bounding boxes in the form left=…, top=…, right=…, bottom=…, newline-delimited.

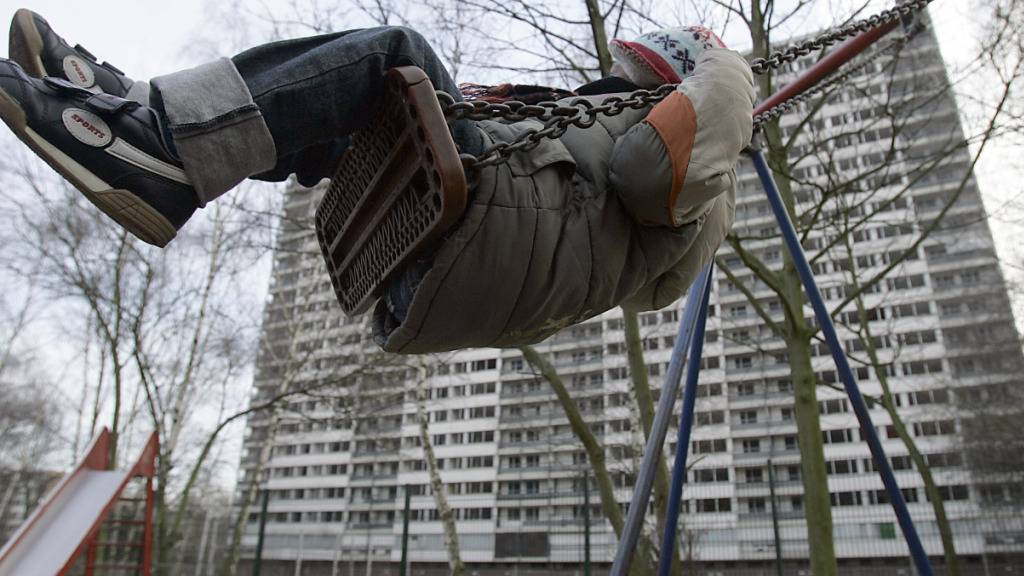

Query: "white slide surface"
left=0, top=469, right=128, bottom=576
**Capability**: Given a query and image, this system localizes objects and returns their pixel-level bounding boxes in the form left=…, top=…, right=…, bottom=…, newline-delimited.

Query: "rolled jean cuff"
left=151, top=58, right=277, bottom=204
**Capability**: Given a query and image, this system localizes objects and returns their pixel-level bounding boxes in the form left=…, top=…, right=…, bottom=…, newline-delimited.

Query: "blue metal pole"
left=610, top=265, right=714, bottom=576
left=748, top=144, right=934, bottom=576
left=657, top=264, right=713, bottom=576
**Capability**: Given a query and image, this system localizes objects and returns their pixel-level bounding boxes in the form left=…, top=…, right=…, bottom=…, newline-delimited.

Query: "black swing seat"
left=315, top=66, right=468, bottom=315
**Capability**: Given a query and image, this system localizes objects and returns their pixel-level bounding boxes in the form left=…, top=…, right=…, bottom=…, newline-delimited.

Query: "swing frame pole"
left=609, top=265, right=714, bottom=576
left=656, top=266, right=712, bottom=576
left=748, top=143, right=934, bottom=576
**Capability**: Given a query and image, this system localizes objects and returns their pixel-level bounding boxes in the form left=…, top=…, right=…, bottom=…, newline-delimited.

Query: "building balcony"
left=730, top=420, right=797, bottom=433
left=499, top=386, right=556, bottom=399
left=728, top=392, right=794, bottom=407
left=349, top=473, right=398, bottom=482
left=352, top=448, right=400, bottom=458
left=734, top=480, right=804, bottom=496
left=544, top=330, right=605, bottom=347
left=924, top=248, right=996, bottom=266
left=349, top=496, right=398, bottom=505
left=732, top=448, right=801, bottom=462
left=725, top=364, right=790, bottom=376
left=346, top=522, right=394, bottom=529
left=499, top=412, right=563, bottom=424
left=497, top=463, right=584, bottom=475
left=738, top=510, right=806, bottom=521
left=551, top=356, right=605, bottom=371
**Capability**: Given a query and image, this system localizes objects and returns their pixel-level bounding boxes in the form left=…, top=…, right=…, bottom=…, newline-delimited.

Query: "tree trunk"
left=154, top=456, right=173, bottom=576
left=853, top=297, right=960, bottom=576
left=786, top=325, right=837, bottom=576
left=771, top=159, right=837, bottom=575
left=107, top=235, right=131, bottom=468
left=520, top=345, right=657, bottom=576
left=746, top=2, right=836, bottom=570
left=520, top=346, right=623, bottom=533
left=581, top=0, right=612, bottom=75
left=883, top=393, right=959, bottom=575
left=416, top=381, right=464, bottom=576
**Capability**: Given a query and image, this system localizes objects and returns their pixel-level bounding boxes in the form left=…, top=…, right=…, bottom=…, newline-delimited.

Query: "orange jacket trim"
left=643, top=91, right=697, bottom=226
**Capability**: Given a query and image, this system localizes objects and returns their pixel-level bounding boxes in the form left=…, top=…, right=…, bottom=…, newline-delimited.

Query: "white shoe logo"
left=62, top=108, right=111, bottom=147
left=62, top=55, right=96, bottom=89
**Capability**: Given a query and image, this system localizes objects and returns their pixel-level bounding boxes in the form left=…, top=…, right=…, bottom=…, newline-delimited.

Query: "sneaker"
left=9, top=8, right=136, bottom=97
left=0, top=59, right=197, bottom=247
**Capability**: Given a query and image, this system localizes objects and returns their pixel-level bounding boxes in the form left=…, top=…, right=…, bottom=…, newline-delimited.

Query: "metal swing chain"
left=436, top=85, right=676, bottom=170
left=751, top=33, right=911, bottom=128
left=439, top=0, right=932, bottom=172
left=749, top=0, right=931, bottom=73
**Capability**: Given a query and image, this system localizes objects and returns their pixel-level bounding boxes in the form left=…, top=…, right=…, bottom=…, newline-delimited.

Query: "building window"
left=693, top=439, right=728, bottom=454
left=471, top=359, right=497, bottom=371
left=693, top=498, right=732, bottom=513
left=830, top=491, right=863, bottom=507
left=822, top=429, right=857, bottom=444
left=697, top=411, right=725, bottom=426
left=932, top=485, right=970, bottom=502
left=819, top=399, right=848, bottom=414
left=913, top=420, right=955, bottom=437
left=693, top=468, right=729, bottom=483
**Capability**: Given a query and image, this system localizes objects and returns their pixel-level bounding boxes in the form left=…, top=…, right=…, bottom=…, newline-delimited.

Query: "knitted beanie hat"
left=610, top=26, right=726, bottom=87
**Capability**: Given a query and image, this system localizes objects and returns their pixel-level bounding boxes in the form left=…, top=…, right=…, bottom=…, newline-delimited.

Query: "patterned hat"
left=610, top=26, right=726, bottom=87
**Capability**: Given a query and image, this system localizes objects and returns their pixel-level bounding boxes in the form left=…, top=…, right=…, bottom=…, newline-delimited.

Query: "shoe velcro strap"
left=84, top=92, right=139, bottom=115
left=102, top=61, right=126, bottom=76
left=73, top=44, right=99, bottom=62
left=43, top=76, right=93, bottom=95
left=42, top=78, right=139, bottom=114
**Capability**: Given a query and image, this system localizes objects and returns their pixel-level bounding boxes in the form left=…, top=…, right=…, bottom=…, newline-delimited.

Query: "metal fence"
left=231, top=491, right=1024, bottom=576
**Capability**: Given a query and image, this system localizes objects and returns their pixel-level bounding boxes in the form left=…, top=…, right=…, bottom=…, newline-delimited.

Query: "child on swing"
left=0, top=9, right=754, bottom=353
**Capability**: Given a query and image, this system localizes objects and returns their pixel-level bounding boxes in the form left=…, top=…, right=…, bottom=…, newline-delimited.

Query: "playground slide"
left=0, top=428, right=157, bottom=576
left=0, top=468, right=128, bottom=575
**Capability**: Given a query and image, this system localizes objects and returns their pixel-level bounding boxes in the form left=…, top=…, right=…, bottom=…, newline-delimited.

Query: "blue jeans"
left=235, top=26, right=470, bottom=186
left=151, top=26, right=480, bottom=321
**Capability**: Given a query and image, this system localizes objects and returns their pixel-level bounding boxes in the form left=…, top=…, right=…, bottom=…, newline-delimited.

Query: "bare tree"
left=704, top=1, right=1024, bottom=574
left=414, top=365, right=465, bottom=575
left=0, top=378, right=62, bottom=537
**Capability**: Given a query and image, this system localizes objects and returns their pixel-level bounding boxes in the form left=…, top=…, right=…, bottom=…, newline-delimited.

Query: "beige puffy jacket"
left=373, top=48, right=756, bottom=353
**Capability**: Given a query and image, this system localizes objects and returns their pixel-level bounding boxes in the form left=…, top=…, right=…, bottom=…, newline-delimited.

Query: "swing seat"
left=315, top=66, right=468, bottom=315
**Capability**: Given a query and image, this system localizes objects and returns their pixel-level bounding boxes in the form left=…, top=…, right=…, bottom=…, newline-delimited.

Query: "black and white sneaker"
left=9, top=8, right=137, bottom=98
left=0, top=60, right=197, bottom=247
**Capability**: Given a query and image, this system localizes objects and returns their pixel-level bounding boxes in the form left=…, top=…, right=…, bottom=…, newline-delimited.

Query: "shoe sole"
left=0, top=85, right=176, bottom=247
left=315, top=66, right=467, bottom=315
left=9, top=9, right=47, bottom=78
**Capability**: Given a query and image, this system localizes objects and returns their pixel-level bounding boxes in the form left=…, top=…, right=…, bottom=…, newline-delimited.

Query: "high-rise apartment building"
left=236, top=23, right=1024, bottom=574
